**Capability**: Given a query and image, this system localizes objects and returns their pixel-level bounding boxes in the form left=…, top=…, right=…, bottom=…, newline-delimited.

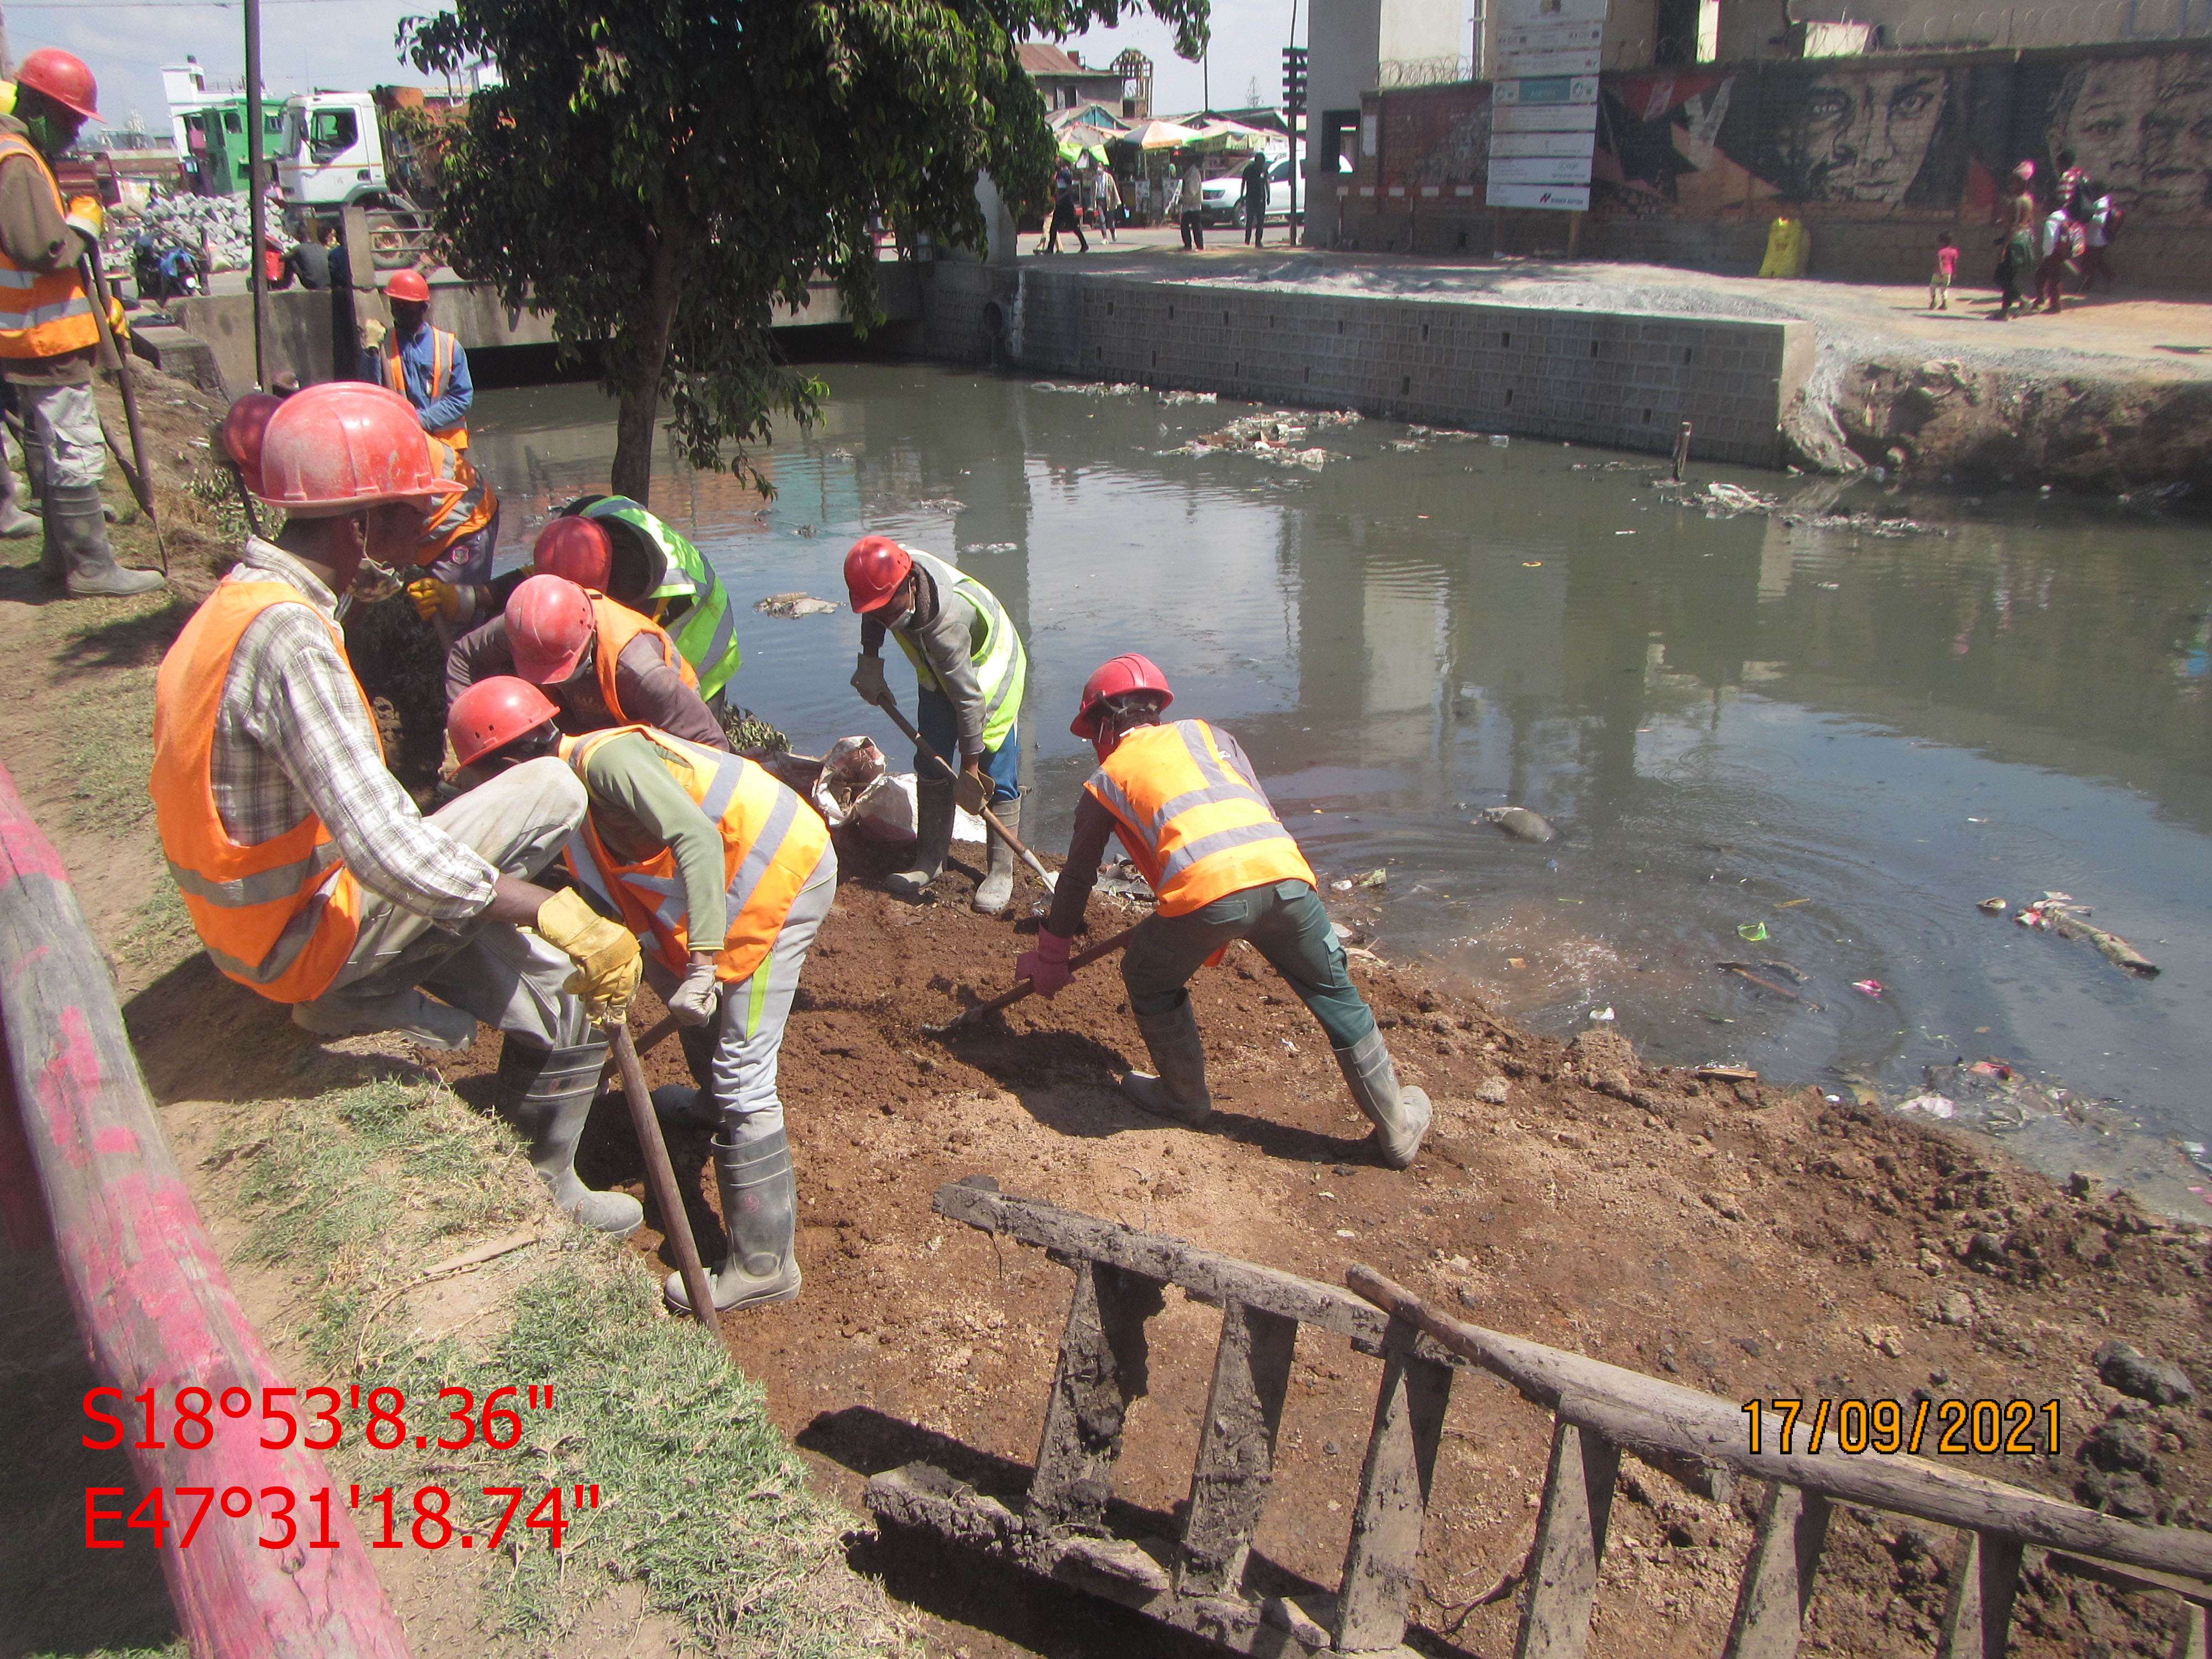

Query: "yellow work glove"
left=105, top=294, right=128, bottom=341
left=535, top=888, right=641, bottom=1023
left=408, top=576, right=460, bottom=622
left=359, top=317, right=388, bottom=352
left=65, top=194, right=103, bottom=242
left=953, top=765, right=989, bottom=819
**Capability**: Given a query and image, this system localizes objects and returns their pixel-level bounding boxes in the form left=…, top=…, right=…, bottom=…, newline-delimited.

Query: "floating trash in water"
left=1332, top=879, right=1354, bottom=891
left=1357, top=868, right=1389, bottom=889
left=1489, top=433, right=1510, bottom=447
left=1589, top=1006, right=1616, bottom=1022
left=960, top=542, right=1019, bottom=555
left=1736, top=921, right=1768, bottom=942
left=1977, top=896, right=2008, bottom=913
left=1899, top=1093, right=1956, bottom=1118
left=1853, top=978, right=1884, bottom=997
left=753, top=592, right=840, bottom=618
left=911, top=497, right=965, bottom=512
left=1159, top=389, right=1218, bottom=406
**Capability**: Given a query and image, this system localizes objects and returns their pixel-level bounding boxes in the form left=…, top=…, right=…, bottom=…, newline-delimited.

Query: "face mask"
left=880, top=603, right=912, bottom=631
left=22, top=114, right=61, bottom=156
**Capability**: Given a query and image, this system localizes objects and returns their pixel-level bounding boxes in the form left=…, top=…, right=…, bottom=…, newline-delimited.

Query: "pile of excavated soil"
left=422, top=832, right=2212, bottom=1659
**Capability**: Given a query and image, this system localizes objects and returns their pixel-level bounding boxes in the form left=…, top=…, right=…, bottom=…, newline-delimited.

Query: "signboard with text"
left=1486, top=0, right=1602, bottom=212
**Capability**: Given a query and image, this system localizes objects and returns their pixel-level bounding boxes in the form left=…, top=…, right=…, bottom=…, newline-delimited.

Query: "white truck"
left=274, top=90, right=433, bottom=267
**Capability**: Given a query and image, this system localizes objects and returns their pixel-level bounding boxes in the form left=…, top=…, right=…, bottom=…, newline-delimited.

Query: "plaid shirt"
left=210, top=540, right=495, bottom=922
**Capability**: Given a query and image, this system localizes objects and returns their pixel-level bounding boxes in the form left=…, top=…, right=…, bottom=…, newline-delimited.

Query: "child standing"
left=1930, top=232, right=1958, bottom=310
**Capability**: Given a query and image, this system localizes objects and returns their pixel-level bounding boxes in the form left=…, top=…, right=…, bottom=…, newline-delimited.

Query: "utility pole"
left=244, top=0, right=267, bottom=389
left=1281, top=41, right=1308, bottom=240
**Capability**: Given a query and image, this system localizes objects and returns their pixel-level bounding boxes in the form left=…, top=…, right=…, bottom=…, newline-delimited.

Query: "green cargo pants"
left=1121, top=879, right=1375, bottom=1050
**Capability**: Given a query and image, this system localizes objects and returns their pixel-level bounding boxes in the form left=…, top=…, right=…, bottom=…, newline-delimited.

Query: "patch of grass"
left=225, top=1076, right=914, bottom=1656
left=116, top=880, right=194, bottom=967
left=60, top=660, right=159, bottom=835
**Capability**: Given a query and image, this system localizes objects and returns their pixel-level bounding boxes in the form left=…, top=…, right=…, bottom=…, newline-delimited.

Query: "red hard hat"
left=533, top=516, right=612, bottom=592
left=16, top=49, right=100, bottom=121
left=384, top=269, right=431, bottom=305
left=254, top=382, right=463, bottom=515
left=506, top=575, right=597, bottom=685
left=1072, top=653, right=1175, bottom=740
left=447, top=676, right=559, bottom=769
left=219, top=390, right=283, bottom=493
left=844, top=535, right=912, bottom=613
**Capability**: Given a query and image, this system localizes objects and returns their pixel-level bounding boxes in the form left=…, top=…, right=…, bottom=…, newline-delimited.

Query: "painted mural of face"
left=1787, top=70, right=1948, bottom=204
left=2058, top=56, right=2212, bottom=221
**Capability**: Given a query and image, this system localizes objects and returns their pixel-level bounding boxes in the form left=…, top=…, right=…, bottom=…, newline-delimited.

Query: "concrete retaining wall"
left=921, top=260, right=1812, bottom=468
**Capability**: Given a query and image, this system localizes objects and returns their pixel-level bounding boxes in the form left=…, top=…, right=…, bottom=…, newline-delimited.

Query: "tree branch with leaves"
left=401, top=0, right=1207, bottom=504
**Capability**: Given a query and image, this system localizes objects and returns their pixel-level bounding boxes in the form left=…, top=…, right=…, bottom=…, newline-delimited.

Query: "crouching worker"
left=150, top=383, right=645, bottom=1233
left=1017, top=654, right=1431, bottom=1168
left=447, top=676, right=835, bottom=1313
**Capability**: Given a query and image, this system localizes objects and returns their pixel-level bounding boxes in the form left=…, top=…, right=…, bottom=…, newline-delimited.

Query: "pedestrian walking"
left=1047, top=160, right=1086, bottom=254
left=2035, top=204, right=2080, bottom=314
left=1091, top=156, right=1120, bottom=243
left=1929, top=231, right=1957, bottom=310
left=1996, top=162, right=2039, bottom=321
left=2077, top=185, right=2120, bottom=292
left=1180, top=151, right=1206, bottom=250
left=1240, top=149, right=1269, bottom=247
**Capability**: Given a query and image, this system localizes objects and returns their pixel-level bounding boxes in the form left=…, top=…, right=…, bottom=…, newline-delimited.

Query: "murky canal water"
left=472, top=362, right=2212, bottom=1209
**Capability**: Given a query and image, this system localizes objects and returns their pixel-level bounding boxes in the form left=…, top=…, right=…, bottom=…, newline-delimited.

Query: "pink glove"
left=1016, top=928, right=1073, bottom=999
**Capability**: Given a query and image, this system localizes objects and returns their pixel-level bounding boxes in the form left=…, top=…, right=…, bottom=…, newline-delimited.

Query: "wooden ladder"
left=866, top=1179, right=2212, bottom=1658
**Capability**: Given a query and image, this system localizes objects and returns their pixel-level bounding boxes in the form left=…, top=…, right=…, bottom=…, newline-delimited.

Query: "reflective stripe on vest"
left=559, top=725, right=828, bottom=983
left=891, top=549, right=1026, bottom=753
left=589, top=593, right=697, bottom=722
left=378, top=325, right=467, bottom=446
left=0, top=134, right=98, bottom=359
left=583, top=498, right=741, bottom=699
left=1084, top=719, right=1316, bottom=918
left=415, top=433, right=497, bottom=565
left=149, top=580, right=371, bottom=1000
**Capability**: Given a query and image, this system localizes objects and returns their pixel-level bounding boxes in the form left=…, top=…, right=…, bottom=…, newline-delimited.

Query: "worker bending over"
left=150, top=384, right=645, bottom=1233
left=845, top=535, right=1028, bottom=912
left=364, top=269, right=497, bottom=641
left=0, top=49, right=160, bottom=596
left=448, top=678, right=833, bottom=1313
left=448, top=571, right=728, bottom=752
left=416, top=502, right=740, bottom=708
left=1019, top=655, right=1431, bottom=1168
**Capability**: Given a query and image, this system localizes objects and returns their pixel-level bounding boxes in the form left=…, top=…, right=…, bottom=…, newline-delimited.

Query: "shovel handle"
left=869, top=692, right=1056, bottom=888
left=607, top=1020, right=724, bottom=1340
left=925, top=923, right=1140, bottom=1037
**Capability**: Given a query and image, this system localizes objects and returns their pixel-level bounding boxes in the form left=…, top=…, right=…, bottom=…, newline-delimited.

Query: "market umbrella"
left=1121, top=117, right=1204, bottom=149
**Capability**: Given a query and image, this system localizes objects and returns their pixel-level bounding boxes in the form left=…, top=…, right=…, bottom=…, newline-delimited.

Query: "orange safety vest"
left=415, top=433, right=497, bottom=566
left=149, top=581, right=373, bottom=1001
left=559, top=726, right=828, bottom=983
left=0, top=133, right=100, bottom=359
left=1084, top=719, right=1315, bottom=918
left=589, top=593, right=697, bottom=718
left=375, top=324, right=468, bottom=447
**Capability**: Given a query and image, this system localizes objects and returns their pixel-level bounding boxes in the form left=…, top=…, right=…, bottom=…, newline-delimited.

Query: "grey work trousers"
left=17, top=380, right=105, bottom=490
left=1122, top=878, right=1375, bottom=1051
left=291, top=757, right=591, bottom=1051
left=653, top=840, right=838, bottom=1150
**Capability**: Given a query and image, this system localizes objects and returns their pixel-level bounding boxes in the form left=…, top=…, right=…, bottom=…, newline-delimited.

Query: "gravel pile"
left=126, top=192, right=294, bottom=272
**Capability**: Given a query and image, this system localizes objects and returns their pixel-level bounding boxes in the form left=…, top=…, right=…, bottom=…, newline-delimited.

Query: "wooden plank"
left=1334, top=1339, right=1454, bottom=1651
left=1723, top=1482, right=1832, bottom=1659
left=0, top=760, right=410, bottom=1657
left=937, top=1181, right=1397, bottom=1344
left=1512, top=1410, right=1620, bottom=1659
left=2173, top=1600, right=2211, bottom=1659
left=1027, top=1257, right=1163, bottom=1528
left=1937, top=1530, right=2023, bottom=1659
left=1178, top=1298, right=1299, bottom=1598
left=1354, top=1266, right=2212, bottom=1583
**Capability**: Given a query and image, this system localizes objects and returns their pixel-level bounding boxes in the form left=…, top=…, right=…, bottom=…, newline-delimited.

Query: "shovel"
left=923, top=924, right=1139, bottom=1039
left=82, top=244, right=166, bottom=576
left=605, top=1019, right=727, bottom=1345
left=866, top=692, right=1056, bottom=893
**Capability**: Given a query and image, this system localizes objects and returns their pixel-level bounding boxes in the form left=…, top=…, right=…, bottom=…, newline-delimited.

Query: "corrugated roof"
left=1018, top=42, right=1086, bottom=75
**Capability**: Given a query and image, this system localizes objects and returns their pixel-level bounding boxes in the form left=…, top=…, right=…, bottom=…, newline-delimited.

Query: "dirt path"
left=6, top=358, right=2209, bottom=1659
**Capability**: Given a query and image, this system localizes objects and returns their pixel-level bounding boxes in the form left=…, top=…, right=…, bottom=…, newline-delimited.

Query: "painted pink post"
left=0, top=759, right=411, bottom=1657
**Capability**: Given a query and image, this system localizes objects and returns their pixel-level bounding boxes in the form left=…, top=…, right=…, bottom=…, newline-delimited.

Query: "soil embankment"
left=7, top=354, right=2210, bottom=1658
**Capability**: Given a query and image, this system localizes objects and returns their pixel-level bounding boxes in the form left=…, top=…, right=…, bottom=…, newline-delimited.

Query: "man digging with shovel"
left=446, top=677, right=834, bottom=1313
left=1014, top=654, right=1432, bottom=1168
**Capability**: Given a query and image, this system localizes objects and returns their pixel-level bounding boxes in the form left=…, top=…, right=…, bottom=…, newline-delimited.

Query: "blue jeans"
left=917, top=685, right=1019, bottom=805
left=1121, top=879, right=1375, bottom=1051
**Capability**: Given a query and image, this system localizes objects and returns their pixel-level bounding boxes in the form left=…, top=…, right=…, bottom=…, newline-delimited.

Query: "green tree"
left=403, top=0, right=1207, bottom=504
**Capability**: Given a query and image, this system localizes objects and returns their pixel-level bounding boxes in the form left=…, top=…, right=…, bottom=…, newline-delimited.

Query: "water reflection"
left=468, top=365, right=2212, bottom=1207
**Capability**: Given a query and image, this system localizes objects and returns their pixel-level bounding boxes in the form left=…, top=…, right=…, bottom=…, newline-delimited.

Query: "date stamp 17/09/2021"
left=80, top=1383, right=596, bottom=1553
left=1743, top=1397, right=2063, bottom=1458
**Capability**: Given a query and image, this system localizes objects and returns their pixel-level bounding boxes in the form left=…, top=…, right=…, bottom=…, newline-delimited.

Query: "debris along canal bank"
left=473, top=365, right=2212, bottom=1212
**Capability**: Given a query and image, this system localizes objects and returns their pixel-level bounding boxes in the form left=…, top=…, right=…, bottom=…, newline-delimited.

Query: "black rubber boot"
left=51, top=483, right=162, bottom=598
left=0, top=448, right=38, bottom=539
left=665, top=1130, right=801, bottom=1313
left=495, top=1036, right=643, bottom=1235
left=1120, top=996, right=1213, bottom=1125
left=973, top=795, right=1019, bottom=915
left=1335, top=1029, right=1433, bottom=1169
left=885, top=778, right=954, bottom=900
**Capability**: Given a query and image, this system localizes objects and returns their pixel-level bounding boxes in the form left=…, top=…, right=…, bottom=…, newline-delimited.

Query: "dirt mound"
left=418, top=832, right=2212, bottom=1659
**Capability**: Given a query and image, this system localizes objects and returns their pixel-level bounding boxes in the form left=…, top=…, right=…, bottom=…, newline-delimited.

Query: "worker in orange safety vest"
left=1016, top=654, right=1431, bottom=1168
